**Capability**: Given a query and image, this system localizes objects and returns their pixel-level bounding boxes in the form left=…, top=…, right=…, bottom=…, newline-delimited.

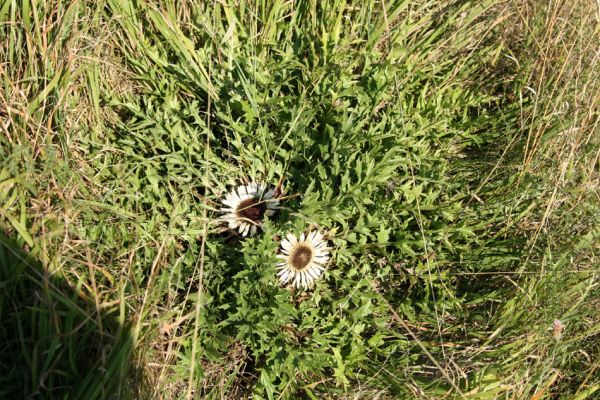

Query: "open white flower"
left=220, top=183, right=279, bottom=236
left=276, top=231, right=330, bottom=289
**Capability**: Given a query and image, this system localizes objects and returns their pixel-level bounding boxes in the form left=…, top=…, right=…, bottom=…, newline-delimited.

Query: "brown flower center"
left=236, top=198, right=266, bottom=223
left=290, top=245, right=313, bottom=270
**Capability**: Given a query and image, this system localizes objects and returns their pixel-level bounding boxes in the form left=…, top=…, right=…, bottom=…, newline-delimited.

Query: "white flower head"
left=276, top=231, right=330, bottom=289
left=220, top=182, right=279, bottom=237
left=552, top=319, right=565, bottom=340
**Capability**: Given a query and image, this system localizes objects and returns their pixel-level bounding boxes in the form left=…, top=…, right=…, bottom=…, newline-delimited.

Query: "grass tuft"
left=1, top=0, right=598, bottom=399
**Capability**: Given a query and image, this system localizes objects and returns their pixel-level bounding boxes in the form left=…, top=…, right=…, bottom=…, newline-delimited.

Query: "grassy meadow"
left=0, top=0, right=598, bottom=399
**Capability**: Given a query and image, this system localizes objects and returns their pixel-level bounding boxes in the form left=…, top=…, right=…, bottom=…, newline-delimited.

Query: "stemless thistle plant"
left=220, top=183, right=279, bottom=236
left=277, top=231, right=330, bottom=289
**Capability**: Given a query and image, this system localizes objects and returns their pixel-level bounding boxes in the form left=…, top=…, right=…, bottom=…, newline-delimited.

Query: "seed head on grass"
left=276, top=231, right=330, bottom=289
left=220, top=183, right=279, bottom=237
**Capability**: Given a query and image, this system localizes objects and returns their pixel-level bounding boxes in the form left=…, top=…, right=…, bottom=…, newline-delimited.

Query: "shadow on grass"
left=0, top=230, right=135, bottom=399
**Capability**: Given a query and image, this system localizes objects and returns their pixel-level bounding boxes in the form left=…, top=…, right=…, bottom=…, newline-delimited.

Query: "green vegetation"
left=1, top=0, right=598, bottom=398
